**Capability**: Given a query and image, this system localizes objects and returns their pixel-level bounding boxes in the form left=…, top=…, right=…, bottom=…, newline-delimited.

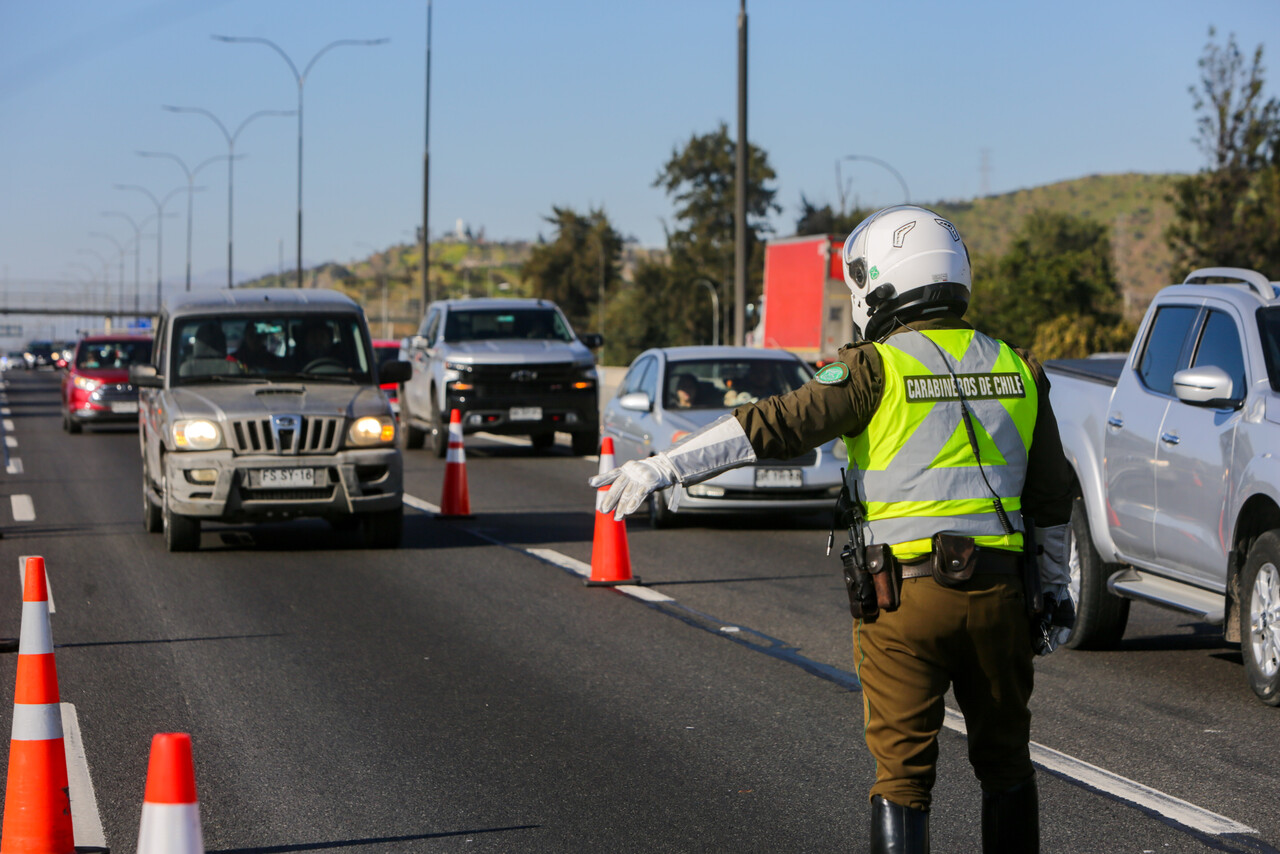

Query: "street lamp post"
left=162, top=105, right=294, bottom=288
left=837, top=154, right=911, bottom=215
left=694, top=278, right=721, bottom=347
left=137, top=151, right=227, bottom=292
left=89, top=232, right=126, bottom=315
left=213, top=34, right=389, bottom=288
left=115, top=184, right=187, bottom=313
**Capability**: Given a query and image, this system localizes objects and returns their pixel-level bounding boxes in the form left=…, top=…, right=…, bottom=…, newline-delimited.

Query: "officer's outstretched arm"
left=590, top=414, right=757, bottom=520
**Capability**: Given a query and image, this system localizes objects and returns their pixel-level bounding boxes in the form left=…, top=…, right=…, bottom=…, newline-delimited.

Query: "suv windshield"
left=76, top=340, right=152, bottom=369
left=1258, top=307, right=1280, bottom=392
left=169, top=315, right=371, bottom=385
left=664, top=358, right=812, bottom=409
left=443, top=308, right=573, bottom=343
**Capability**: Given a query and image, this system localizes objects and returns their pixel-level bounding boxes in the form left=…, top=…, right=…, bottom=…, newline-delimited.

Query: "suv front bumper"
left=165, top=447, right=402, bottom=522
left=445, top=388, right=598, bottom=436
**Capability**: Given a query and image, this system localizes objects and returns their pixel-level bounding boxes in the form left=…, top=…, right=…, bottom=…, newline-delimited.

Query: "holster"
left=931, top=533, right=977, bottom=587
left=866, top=543, right=901, bottom=612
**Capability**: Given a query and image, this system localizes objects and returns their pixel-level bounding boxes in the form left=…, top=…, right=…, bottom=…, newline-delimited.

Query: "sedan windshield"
left=170, top=315, right=371, bottom=385
left=664, top=358, right=812, bottom=409
left=76, top=340, right=152, bottom=369
left=443, top=308, right=574, bottom=343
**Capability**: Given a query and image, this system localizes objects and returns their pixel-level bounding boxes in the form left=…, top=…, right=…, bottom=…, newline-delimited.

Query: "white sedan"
left=601, top=346, right=847, bottom=527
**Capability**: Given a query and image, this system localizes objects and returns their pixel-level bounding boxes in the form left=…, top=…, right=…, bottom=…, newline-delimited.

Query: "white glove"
left=591, top=455, right=680, bottom=520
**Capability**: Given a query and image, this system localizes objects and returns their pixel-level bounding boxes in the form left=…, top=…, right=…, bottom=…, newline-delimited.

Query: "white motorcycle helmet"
left=841, top=205, right=971, bottom=341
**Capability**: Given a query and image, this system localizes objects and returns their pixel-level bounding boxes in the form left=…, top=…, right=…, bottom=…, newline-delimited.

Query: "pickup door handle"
left=1107, top=416, right=1124, bottom=429
left=1160, top=432, right=1180, bottom=445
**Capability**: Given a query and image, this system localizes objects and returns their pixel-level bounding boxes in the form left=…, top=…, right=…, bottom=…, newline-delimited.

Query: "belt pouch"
left=866, top=543, right=901, bottom=611
left=931, top=533, right=977, bottom=587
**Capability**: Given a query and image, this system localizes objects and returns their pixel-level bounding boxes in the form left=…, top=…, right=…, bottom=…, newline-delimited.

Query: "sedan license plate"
left=755, top=468, right=802, bottom=488
left=110, top=401, right=138, bottom=414
left=255, top=468, right=315, bottom=488
left=509, top=406, right=543, bottom=422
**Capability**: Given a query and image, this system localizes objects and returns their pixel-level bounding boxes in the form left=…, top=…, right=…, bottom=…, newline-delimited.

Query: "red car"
left=373, top=339, right=402, bottom=416
left=61, top=334, right=154, bottom=433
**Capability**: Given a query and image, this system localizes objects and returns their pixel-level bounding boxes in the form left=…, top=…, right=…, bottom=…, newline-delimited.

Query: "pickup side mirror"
left=378, top=360, right=412, bottom=385
left=411, top=335, right=429, bottom=351
left=618, top=391, right=652, bottom=413
left=129, top=364, right=162, bottom=388
left=580, top=333, right=604, bottom=350
left=1172, top=365, right=1240, bottom=408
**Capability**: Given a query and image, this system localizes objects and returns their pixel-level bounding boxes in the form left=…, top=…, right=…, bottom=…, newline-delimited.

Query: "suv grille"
left=228, top=416, right=343, bottom=454
left=464, top=362, right=584, bottom=395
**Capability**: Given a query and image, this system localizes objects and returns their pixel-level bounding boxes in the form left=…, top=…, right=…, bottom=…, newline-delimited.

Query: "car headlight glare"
left=832, top=440, right=849, bottom=462
left=73, top=376, right=102, bottom=392
left=348, top=415, right=396, bottom=447
left=172, top=419, right=220, bottom=450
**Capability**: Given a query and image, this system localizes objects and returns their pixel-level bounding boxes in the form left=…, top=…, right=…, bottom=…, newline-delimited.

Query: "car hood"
left=443, top=339, right=588, bottom=365
left=167, top=383, right=391, bottom=421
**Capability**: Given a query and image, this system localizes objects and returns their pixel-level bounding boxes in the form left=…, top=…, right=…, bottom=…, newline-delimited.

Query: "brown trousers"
left=853, top=570, right=1035, bottom=811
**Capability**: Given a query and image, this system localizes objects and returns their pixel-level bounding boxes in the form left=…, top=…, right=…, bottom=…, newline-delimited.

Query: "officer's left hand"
left=589, top=456, right=679, bottom=520
left=1033, top=584, right=1076, bottom=656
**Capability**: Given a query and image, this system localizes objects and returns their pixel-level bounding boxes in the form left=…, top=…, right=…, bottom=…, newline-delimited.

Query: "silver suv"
left=399, top=298, right=603, bottom=456
left=131, top=289, right=411, bottom=551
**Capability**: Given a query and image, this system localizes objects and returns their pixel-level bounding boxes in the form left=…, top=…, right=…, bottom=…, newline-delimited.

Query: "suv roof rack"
left=1182, top=267, right=1276, bottom=300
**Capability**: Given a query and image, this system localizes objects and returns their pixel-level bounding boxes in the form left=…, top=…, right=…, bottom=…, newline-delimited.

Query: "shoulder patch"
left=814, top=362, right=850, bottom=385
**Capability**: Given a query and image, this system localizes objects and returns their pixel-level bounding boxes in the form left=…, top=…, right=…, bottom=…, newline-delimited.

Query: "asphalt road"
left=0, top=368, right=1276, bottom=852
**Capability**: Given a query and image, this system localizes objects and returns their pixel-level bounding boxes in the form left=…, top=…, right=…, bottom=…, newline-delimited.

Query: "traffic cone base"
left=586, top=437, right=641, bottom=586
left=439, top=409, right=471, bottom=518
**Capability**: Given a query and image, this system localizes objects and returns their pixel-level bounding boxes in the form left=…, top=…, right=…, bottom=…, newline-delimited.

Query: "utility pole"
left=421, top=0, right=433, bottom=308
left=733, top=0, right=748, bottom=347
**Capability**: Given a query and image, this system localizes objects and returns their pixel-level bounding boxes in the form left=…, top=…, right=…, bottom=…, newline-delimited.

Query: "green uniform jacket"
left=733, top=314, right=1077, bottom=527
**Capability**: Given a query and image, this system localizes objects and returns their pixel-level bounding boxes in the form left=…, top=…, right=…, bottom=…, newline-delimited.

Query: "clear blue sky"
left=1, top=0, right=1276, bottom=309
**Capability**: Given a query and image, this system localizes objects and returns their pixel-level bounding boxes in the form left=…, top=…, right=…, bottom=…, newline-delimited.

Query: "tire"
left=362, top=507, right=403, bottom=549
left=1063, top=496, right=1129, bottom=649
left=161, top=470, right=201, bottom=552
left=428, top=397, right=447, bottom=459
left=1240, top=530, right=1280, bottom=706
left=65, top=411, right=82, bottom=434
left=400, top=386, right=426, bottom=450
left=142, top=473, right=162, bottom=534
left=530, top=433, right=555, bottom=453
left=571, top=426, right=600, bottom=457
left=649, top=486, right=679, bottom=529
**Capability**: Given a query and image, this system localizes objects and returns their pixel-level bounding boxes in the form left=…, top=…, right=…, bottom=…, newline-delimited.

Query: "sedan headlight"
left=73, top=376, right=102, bottom=392
left=831, top=440, right=849, bottom=462
left=172, top=419, right=221, bottom=451
left=347, top=415, right=396, bottom=447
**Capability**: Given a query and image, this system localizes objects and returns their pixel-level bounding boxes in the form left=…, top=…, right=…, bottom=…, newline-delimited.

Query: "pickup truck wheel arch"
left=1064, top=496, right=1130, bottom=650
left=1240, top=531, right=1280, bottom=706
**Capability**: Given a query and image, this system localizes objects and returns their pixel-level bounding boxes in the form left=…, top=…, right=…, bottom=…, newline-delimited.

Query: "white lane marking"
left=2, top=419, right=12, bottom=431
left=6, top=458, right=21, bottom=475
left=943, top=709, right=1254, bottom=835
left=4, top=435, right=16, bottom=448
left=11, top=494, right=34, bottom=521
left=19, top=555, right=55, bottom=613
left=405, top=493, right=1256, bottom=838
left=1, top=407, right=11, bottom=415
left=62, top=703, right=108, bottom=848
left=403, top=494, right=440, bottom=514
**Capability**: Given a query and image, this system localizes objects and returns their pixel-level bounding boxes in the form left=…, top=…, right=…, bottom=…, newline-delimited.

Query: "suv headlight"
left=347, top=415, right=396, bottom=447
left=73, top=376, right=102, bottom=392
left=442, top=360, right=473, bottom=383
left=172, top=419, right=221, bottom=450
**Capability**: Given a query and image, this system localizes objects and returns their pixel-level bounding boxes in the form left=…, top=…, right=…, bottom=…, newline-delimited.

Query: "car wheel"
left=142, top=474, right=162, bottom=534
left=161, top=470, right=200, bottom=552
left=530, top=433, right=555, bottom=453
left=64, top=410, right=81, bottom=434
left=428, top=399, right=447, bottom=459
left=1063, top=496, right=1129, bottom=649
left=571, top=427, right=600, bottom=457
left=400, top=386, right=425, bottom=450
left=362, top=507, right=403, bottom=549
left=1241, top=530, right=1280, bottom=706
left=649, top=487, right=679, bottom=529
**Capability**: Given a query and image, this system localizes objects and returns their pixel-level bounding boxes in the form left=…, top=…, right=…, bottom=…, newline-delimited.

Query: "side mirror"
left=619, top=391, right=652, bottom=413
left=130, top=364, right=162, bottom=388
left=411, top=335, right=429, bottom=350
left=1172, top=365, right=1240, bottom=409
left=378, top=360, right=412, bottom=385
left=580, top=333, right=604, bottom=350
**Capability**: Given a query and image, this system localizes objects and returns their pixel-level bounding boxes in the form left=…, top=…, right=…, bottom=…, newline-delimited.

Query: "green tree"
left=654, top=122, right=780, bottom=341
left=1166, top=30, right=1280, bottom=275
left=793, top=193, right=869, bottom=237
left=521, top=206, right=623, bottom=334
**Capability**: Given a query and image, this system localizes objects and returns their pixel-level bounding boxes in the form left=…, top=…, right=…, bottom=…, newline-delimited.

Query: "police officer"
left=592, top=206, right=1076, bottom=854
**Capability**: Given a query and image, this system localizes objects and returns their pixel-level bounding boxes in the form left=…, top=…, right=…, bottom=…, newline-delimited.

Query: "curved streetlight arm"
left=213, top=35, right=302, bottom=82
left=89, top=231, right=124, bottom=254
left=840, top=154, right=910, bottom=205
left=304, top=38, right=388, bottom=79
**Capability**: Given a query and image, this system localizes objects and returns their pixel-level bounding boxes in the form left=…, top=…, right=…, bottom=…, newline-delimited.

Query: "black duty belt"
left=900, top=548, right=1021, bottom=580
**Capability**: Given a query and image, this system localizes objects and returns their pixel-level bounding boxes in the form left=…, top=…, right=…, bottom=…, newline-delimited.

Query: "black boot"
left=981, top=779, right=1039, bottom=854
left=870, top=795, right=930, bottom=854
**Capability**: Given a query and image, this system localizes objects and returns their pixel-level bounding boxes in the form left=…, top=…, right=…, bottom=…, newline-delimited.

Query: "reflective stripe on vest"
left=843, top=328, right=1038, bottom=556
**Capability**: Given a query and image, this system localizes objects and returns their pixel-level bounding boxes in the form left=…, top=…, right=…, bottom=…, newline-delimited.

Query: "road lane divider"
left=2, top=420, right=13, bottom=432
left=4, top=436, right=16, bottom=449
left=10, top=496, right=34, bottom=523
left=61, top=704, right=107, bottom=851
left=438, top=410, right=471, bottom=518
left=6, top=459, right=22, bottom=475
left=137, top=733, right=203, bottom=854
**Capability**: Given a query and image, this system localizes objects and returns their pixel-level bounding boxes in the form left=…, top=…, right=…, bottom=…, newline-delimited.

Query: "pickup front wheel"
left=1241, top=531, right=1280, bottom=706
left=1064, top=496, right=1129, bottom=650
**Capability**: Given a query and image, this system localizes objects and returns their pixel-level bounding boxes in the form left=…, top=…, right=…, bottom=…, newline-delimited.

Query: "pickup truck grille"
left=464, top=362, right=585, bottom=396
left=228, top=416, right=343, bottom=455
left=750, top=450, right=818, bottom=467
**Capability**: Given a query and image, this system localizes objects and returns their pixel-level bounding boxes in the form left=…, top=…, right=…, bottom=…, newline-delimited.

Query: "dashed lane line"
left=10, top=494, right=34, bottom=521
left=5, top=458, right=21, bottom=475
left=62, top=703, right=107, bottom=849
left=4, top=435, right=16, bottom=448
left=2, top=419, right=12, bottom=431
left=402, top=490, right=1260, bottom=840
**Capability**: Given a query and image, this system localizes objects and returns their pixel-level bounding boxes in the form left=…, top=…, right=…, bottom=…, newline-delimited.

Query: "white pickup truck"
left=1046, top=267, right=1280, bottom=706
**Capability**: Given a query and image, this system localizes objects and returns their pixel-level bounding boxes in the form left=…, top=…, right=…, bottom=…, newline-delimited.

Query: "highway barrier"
left=137, top=733, right=204, bottom=854
left=438, top=409, right=471, bottom=518
left=586, top=437, right=640, bottom=587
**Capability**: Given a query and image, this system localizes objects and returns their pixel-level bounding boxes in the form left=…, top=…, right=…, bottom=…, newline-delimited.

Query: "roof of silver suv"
left=165, top=288, right=360, bottom=317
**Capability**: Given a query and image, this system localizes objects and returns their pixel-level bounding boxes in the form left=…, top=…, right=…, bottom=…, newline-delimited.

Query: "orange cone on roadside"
left=1, top=556, right=74, bottom=854
left=586, top=437, right=641, bottom=586
left=439, top=408, right=471, bottom=518
left=137, top=733, right=203, bottom=854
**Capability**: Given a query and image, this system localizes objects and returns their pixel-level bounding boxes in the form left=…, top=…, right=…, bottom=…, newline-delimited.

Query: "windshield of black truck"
left=169, top=315, right=371, bottom=385
left=443, top=308, right=574, bottom=343
left=1258, top=307, right=1280, bottom=392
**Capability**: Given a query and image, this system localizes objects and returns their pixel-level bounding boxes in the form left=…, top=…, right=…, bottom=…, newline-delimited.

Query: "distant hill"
left=933, top=172, right=1180, bottom=317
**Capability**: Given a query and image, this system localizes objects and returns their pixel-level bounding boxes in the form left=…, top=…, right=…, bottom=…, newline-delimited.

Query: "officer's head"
left=841, top=205, right=971, bottom=341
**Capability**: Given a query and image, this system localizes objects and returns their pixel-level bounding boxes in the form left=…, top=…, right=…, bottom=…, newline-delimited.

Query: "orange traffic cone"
left=137, top=733, right=203, bottom=854
left=586, top=437, right=641, bottom=586
left=439, top=409, right=471, bottom=518
left=1, top=556, right=74, bottom=854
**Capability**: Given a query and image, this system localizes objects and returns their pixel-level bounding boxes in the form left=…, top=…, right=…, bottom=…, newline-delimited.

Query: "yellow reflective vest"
left=843, top=328, right=1039, bottom=560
